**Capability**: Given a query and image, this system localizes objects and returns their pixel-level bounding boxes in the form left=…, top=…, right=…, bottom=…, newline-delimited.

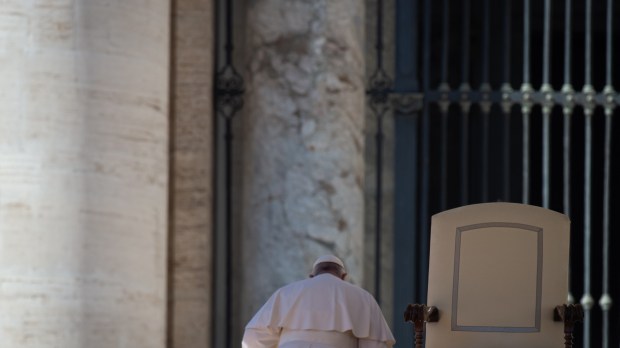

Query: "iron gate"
left=368, top=0, right=620, bottom=347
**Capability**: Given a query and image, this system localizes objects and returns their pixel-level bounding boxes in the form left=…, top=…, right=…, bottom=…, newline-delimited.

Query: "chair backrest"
left=425, top=202, right=570, bottom=348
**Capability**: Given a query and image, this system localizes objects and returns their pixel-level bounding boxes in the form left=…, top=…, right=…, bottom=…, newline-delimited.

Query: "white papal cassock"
left=242, top=273, right=395, bottom=348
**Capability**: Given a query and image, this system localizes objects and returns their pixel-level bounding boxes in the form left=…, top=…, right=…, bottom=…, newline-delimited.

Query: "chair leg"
left=554, top=304, right=584, bottom=348
left=415, top=328, right=424, bottom=348
left=405, top=304, right=439, bottom=348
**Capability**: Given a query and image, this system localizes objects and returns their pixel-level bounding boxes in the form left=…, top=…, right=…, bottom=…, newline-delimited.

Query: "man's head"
left=310, top=255, right=347, bottom=280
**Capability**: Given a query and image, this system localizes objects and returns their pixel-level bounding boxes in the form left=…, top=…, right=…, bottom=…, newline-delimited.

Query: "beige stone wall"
left=0, top=1, right=169, bottom=347
left=169, top=0, right=214, bottom=347
left=238, top=0, right=366, bottom=335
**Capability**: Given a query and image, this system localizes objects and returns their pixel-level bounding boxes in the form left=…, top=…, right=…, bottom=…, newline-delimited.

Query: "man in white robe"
left=242, top=255, right=395, bottom=348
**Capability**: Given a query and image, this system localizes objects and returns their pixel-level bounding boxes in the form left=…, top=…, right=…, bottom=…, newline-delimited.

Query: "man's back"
left=242, top=256, right=394, bottom=348
left=247, top=274, right=387, bottom=337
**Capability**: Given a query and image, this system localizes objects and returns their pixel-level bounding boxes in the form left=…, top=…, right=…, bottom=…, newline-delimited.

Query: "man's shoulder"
left=275, top=277, right=314, bottom=293
left=315, top=275, right=377, bottom=299
left=276, top=275, right=376, bottom=300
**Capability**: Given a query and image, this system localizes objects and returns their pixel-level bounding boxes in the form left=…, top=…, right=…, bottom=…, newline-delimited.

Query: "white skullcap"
left=312, top=255, right=346, bottom=272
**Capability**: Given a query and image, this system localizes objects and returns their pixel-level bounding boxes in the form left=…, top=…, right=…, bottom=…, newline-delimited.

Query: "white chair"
left=405, top=203, right=583, bottom=348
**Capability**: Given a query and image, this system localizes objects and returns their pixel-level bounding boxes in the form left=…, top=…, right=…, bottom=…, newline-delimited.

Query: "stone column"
left=169, top=0, right=214, bottom=347
left=240, top=0, right=366, bottom=324
left=0, top=1, right=169, bottom=347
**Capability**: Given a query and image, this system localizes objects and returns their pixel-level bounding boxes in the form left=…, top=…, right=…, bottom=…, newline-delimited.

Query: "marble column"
left=169, top=0, right=214, bottom=347
left=0, top=1, right=169, bottom=347
left=240, top=0, right=366, bottom=326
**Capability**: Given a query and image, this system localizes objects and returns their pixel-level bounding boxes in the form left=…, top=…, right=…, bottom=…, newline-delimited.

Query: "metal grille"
left=368, top=0, right=620, bottom=347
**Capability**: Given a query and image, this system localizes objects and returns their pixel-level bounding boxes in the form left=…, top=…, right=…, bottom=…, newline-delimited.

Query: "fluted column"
left=241, top=0, right=366, bottom=323
left=169, top=0, right=214, bottom=347
left=0, top=1, right=169, bottom=347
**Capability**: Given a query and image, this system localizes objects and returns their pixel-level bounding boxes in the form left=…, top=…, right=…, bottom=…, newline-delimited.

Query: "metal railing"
left=368, top=0, right=619, bottom=347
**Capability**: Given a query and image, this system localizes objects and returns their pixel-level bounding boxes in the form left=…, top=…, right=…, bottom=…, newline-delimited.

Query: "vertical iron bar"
left=439, top=0, right=449, bottom=212
left=375, top=113, right=384, bottom=304
left=521, top=0, right=531, bottom=204
left=461, top=112, right=469, bottom=205
left=543, top=0, right=551, bottom=85
left=585, top=0, right=592, bottom=86
left=481, top=111, right=489, bottom=202
left=482, top=0, right=490, bottom=84
left=522, top=110, right=530, bottom=205
left=502, top=0, right=512, bottom=201
left=563, top=114, right=571, bottom=217
left=523, top=0, right=530, bottom=84
left=606, top=0, right=612, bottom=87
left=460, top=0, right=471, bottom=205
left=441, top=0, right=449, bottom=84
left=224, top=0, right=234, bottom=345
left=582, top=110, right=592, bottom=348
left=225, top=116, right=233, bottom=348
left=461, top=0, right=470, bottom=83
left=503, top=107, right=511, bottom=200
left=420, top=0, right=432, bottom=303
left=562, top=0, right=572, bottom=215
left=561, top=0, right=574, bottom=305
left=481, top=0, right=490, bottom=202
left=503, top=0, right=511, bottom=83
left=600, top=2, right=614, bottom=347
left=601, top=108, right=612, bottom=348
left=563, top=106, right=573, bottom=304
left=217, top=1, right=243, bottom=346
left=542, top=0, right=552, bottom=209
left=373, top=0, right=386, bottom=305
left=224, top=0, right=233, bottom=65
left=581, top=1, right=593, bottom=347
left=542, top=113, right=550, bottom=208
left=440, top=110, right=448, bottom=210
left=605, top=0, right=612, bottom=86
left=411, top=0, right=418, bottom=92
left=564, top=0, right=572, bottom=83
left=376, top=0, right=384, bottom=70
